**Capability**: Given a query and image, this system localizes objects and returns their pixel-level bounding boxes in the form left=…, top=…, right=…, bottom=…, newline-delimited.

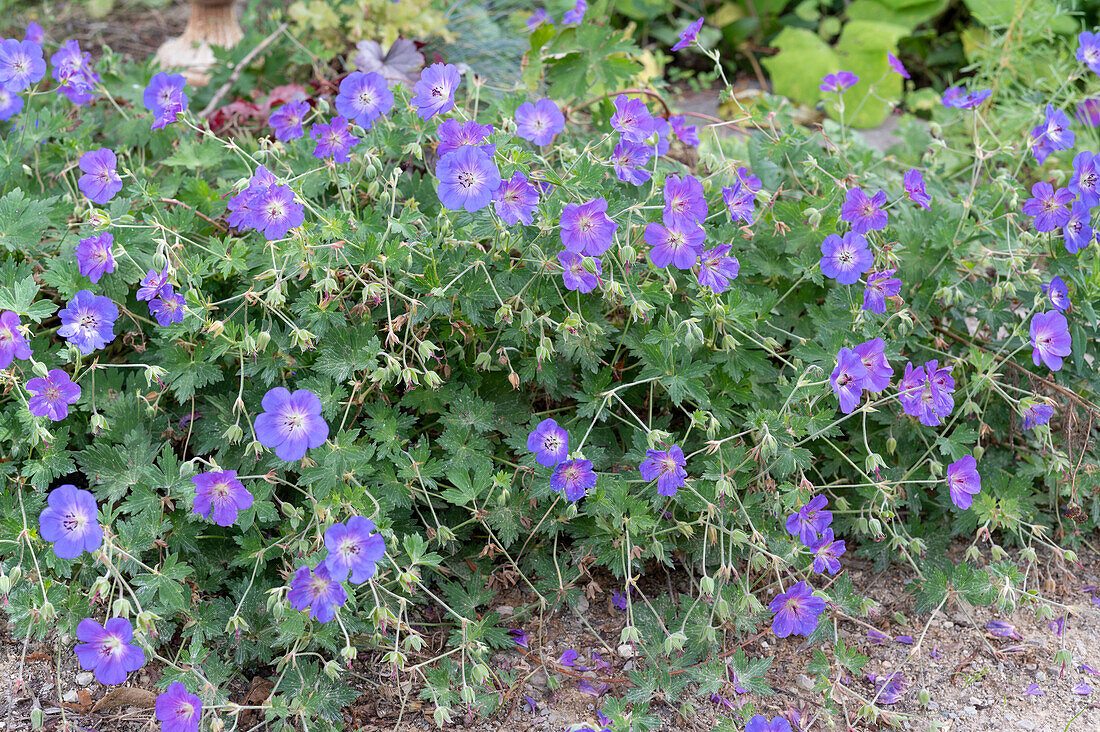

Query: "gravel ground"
left=4, top=543, right=1095, bottom=731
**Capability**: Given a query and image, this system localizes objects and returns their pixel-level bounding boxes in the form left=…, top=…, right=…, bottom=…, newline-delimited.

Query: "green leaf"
left=0, top=190, right=58, bottom=252
left=760, top=28, right=838, bottom=112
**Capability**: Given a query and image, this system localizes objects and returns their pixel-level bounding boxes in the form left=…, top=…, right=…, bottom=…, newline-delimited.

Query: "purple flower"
left=669, top=115, right=699, bottom=146
left=562, top=0, right=586, bottom=24
left=191, top=470, right=253, bottom=527
left=514, top=98, right=564, bottom=146
left=255, top=388, right=329, bottom=462
left=862, top=269, right=901, bottom=314
left=769, top=581, right=826, bottom=638
left=435, top=146, right=501, bottom=212
left=142, top=72, right=188, bottom=130
left=1030, top=311, right=1072, bottom=371
left=1050, top=616, right=1066, bottom=637
left=946, top=455, right=981, bottom=510
left=820, top=232, right=872, bottom=285
left=785, top=495, right=832, bottom=546
left=867, top=672, right=906, bottom=704
left=841, top=188, right=888, bottom=235
left=1021, top=181, right=1074, bottom=233
left=663, top=175, right=707, bottom=227
left=269, top=100, right=309, bottom=142
left=0, top=39, right=45, bottom=91
left=335, top=71, right=393, bottom=129
left=437, top=119, right=495, bottom=156
left=27, top=369, right=80, bottom=421
left=251, top=183, right=305, bottom=240
left=645, top=219, right=705, bottom=270
left=58, top=290, right=117, bottom=354
left=511, top=629, right=528, bottom=648
left=672, top=17, right=704, bottom=52
left=493, top=172, right=539, bottom=225
left=528, top=418, right=569, bottom=467
left=558, top=251, right=601, bottom=293
left=1070, top=152, right=1100, bottom=207
left=0, top=310, right=31, bottom=368
left=697, top=245, right=740, bottom=294
left=1083, top=664, right=1100, bottom=675
left=854, top=338, right=892, bottom=393
left=74, top=232, right=115, bottom=284
left=558, top=649, right=581, bottom=667
left=746, top=716, right=793, bottom=732
left=1073, top=682, right=1092, bottom=696
left=1043, top=276, right=1071, bottom=311
left=1030, top=105, right=1075, bottom=165
left=612, top=590, right=628, bottom=610
left=324, top=516, right=385, bottom=584
left=1078, top=31, right=1100, bottom=74
left=288, top=563, right=347, bottom=623
left=0, top=86, right=23, bottom=121
left=155, top=682, right=201, bottom=732
left=908, top=359, right=955, bottom=427
left=50, top=40, right=99, bottom=106
left=887, top=52, right=909, bottom=79
left=137, top=268, right=172, bottom=302
left=611, top=94, right=655, bottom=143
left=150, top=290, right=186, bottom=327
left=576, top=679, right=607, bottom=697
left=1062, top=200, right=1093, bottom=254
left=526, top=9, right=549, bottom=29
left=560, top=198, right=617, bottom=256
left=867, top=628, right=888, bottom=643
left=722, top=182, right=755, bottom=224
left=24, top=22, right=43, bottom=44
left=1024, top=682, right=1044, bottom=695
left=612, top=140, right=652, bottom=186
left=77, top=148, right=123, bottom=205
left=903, top=169, right=931, bottom=209
left=1022, top=402, right=1054, bottom=430
left=809, top=529, right=845, bottom=575
left=639, top=445, right=687, bottom=497
left=411, top=62, right=460, bottom=119
left=38, top=484, right=102, bottom=559
left=74, top=617, right=146, bottom=685
left=311, top=116, right=360, bottom=163
left=819, top=71, right=858, bottom=93
left=986, top=621, right=1021, bottom=640
left=1077, top=98, right=1100, bottom=127
left=943, top=85, right=991, bottom=110
left=550, top=458, right=597, bottom=501
left=894, top=635, right=914, bottom=644
left=831, top=347, right=868, bottom=414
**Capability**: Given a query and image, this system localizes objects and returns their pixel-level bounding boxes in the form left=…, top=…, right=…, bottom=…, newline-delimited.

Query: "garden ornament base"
left=154, top=0, right=243, bottom=86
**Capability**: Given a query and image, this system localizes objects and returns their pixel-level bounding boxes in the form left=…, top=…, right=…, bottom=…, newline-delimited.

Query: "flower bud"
left=112, top=598, right=132, bottom=618
left=434, top=706, right=453, bottom=727
left=90, top=412, right=108, bottom=434
left=31, top=360, right=49, bottom=378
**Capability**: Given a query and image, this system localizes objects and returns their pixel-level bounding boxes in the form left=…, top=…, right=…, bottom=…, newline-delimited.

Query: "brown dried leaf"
left=91, top=687, right=157, bottom=712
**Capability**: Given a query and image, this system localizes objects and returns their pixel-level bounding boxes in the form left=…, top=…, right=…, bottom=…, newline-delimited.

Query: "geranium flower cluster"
left=227, top=165, right=305, bottom=241
left=830, top=338, right=892, bottom=414
left=786, top=496, right=846, bottom=576
left=898, top=358, right=957, bottom=427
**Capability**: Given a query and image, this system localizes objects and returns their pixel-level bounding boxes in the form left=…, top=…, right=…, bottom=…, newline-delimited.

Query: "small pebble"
left=75, top=672, right=94, bottom=687
left=62, top=690, right=78, bottom=704
left=617, top=644, right=634, bottom=659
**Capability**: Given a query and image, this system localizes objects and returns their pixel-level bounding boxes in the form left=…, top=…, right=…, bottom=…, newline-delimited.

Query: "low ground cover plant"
left=0, top=7, right=1097, bottom=732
